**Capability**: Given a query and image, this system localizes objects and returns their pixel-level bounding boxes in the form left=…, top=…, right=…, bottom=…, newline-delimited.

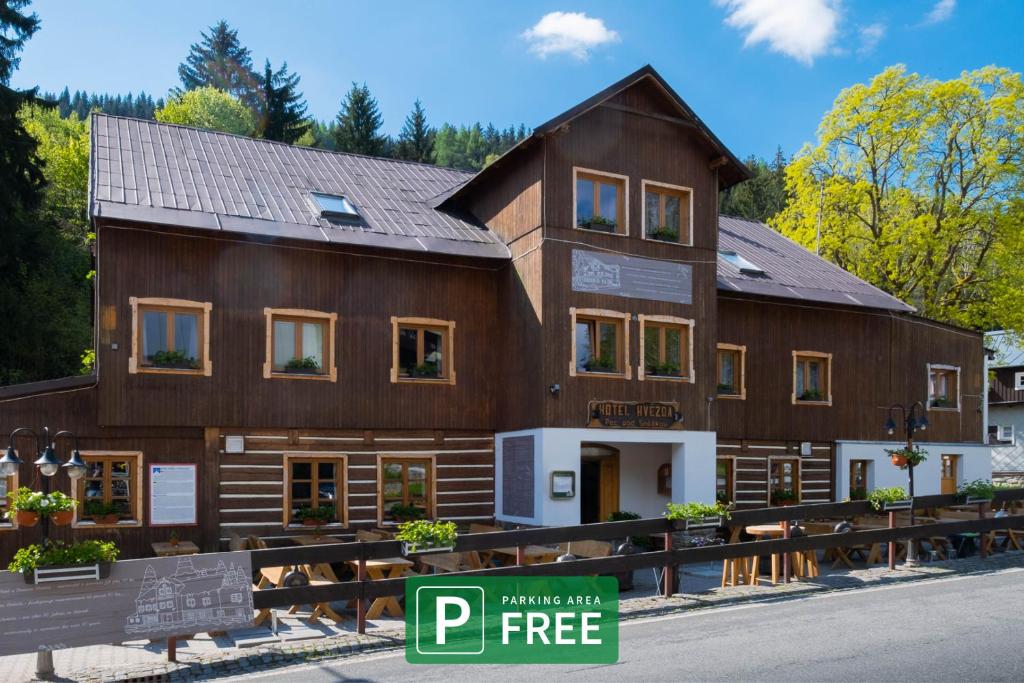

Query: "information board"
left=149, top=463, right=197, bottom=526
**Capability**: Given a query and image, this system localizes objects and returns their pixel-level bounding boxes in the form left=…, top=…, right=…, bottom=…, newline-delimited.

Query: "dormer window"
left=311, top=192, right=359, bottom=220
left=719, top=250, right=765, bottom=275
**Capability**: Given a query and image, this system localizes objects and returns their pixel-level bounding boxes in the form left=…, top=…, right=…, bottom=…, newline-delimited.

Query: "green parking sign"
left=406, top=576, right=618, bottom=664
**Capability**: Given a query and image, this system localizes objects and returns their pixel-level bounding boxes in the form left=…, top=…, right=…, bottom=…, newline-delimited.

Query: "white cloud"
left=522, top=11, right=620, bottom=60
left=857, top=22, right=885, bottom=56
left=924, top=0, right=956, bottom=24
left=717, top=0, right=840, bottom=65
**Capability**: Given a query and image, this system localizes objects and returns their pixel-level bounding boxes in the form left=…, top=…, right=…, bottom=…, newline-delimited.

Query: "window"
left=769, top=459, right=800, bottom=504
left=642, top=181, right=692, bottom=244
left=717, top=344, right=746, bottom=399
left=998, top=425, right=1015, bottom=443
left=569, top=308, right=631, bottom=378
left=263, top=308, right=337, bottom=381
left=792, top=351, right=832, bottom=405
left=574, top=168, right=627, bottom=235
left=716, top=459, right=734, bottom=504
left=719, top=250, right=765, bottom=275
left=638, top=315, right=693, bottom=381
left=284, top=454, right=346, bottom=527
left=75, top=452, right=143, bottom=526
left=1015, top=372, right=1024, bottom=391
left=657, top=463, right=671, bottom=496
left=928, top=364, right=960, bottom=410
left=390, top=317, right=455, bottom=384
left=0, top=471, right=15, bottom=528
left=379, top=456, right=434, bottom=524
left=849, top=460, right=870, bottom=499
left=310, top=192, right=359, bottom=219
left=129, top=297, right=212, bottom=376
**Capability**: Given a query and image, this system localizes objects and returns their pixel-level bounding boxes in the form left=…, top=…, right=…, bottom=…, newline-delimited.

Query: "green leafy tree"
left=332, top=82, right=386, bottom=156
left=773, top=65, right=1024, bottom=333
left=19, top=103, right=89, bottom=238
left=155, top=86, right=255, bottom=135
left=177, top=20, right=257, bottom=104
left=256, top=60, right=310, bottom=144
left=720, top=147, right=789, bottom=221
left=394, top=99, right=434, bottom=163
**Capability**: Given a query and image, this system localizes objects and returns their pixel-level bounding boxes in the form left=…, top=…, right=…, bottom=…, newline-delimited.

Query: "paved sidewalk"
left=6, top=550, right=1022, bottom=682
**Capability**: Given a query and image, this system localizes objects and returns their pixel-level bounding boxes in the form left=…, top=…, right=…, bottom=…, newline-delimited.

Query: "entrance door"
left=579, top=444, right=620, bottom=524
left=940, top=454, right=959, bottom=495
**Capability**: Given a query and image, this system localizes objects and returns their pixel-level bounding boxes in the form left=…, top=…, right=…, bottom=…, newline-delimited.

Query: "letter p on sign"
left=436, top=596, right=470, bottom=644
left=414, top=585, right=485, bottom=656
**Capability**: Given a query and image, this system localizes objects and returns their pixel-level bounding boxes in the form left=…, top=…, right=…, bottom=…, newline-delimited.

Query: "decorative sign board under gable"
left=571, top=249, right=692, bottom=305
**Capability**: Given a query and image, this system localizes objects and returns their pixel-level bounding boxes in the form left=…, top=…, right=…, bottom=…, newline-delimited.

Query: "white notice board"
left=149, top=463, right=198, bottom=526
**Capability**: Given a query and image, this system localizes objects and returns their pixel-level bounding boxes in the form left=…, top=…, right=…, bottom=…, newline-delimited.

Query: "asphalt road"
left=239, top=568, right=1024, bottom=682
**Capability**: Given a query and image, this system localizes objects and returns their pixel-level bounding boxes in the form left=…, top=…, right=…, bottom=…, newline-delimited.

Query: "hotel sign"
left=571, top=249, right=692, bottom=305
left=587, top=401, right=682, bottom=429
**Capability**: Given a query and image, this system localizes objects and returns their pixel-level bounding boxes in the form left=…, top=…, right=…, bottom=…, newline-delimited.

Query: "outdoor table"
left=258, top=565, right=346, bottom=624
left=744, top=524, right=817, bottom=584
left=152, top=541, right=199, bottom=557
left=418, top=552, right=463, bottom=574
left=292, top=534, right=345, bottom=581
left=345, top=557, right=414, bottom=619
left=487, top=545, right=560, bottom=567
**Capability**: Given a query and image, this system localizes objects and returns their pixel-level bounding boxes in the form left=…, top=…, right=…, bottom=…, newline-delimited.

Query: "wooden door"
left=599, top=453, right=620, bottom=522
left=940, top=454, right=959, bottom=495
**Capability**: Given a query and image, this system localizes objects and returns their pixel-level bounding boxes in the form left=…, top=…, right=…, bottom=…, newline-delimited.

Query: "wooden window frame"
left=572, top=167, right=629, bottom=237
left=129, top=297, right=212, bottom=376
left=716, top=343, right=747, bottom=399
left=715, top=457, right=734, bottom=505
left=768, top=457, right=801, bottom=504
left=637, top=314, right=694, bottom=382
left=282, top=453, right=347, bottom=528
left=640, top=179, right=693, bottom=246
left=569, top=307, right=632, bottom=379
left=0, top=467, right=18, bottom=530
left=263, top=308, right=337, bottom=382
left=390, top=317, right=456, bottom=385
left=377, top=455, right=437, bottom=525
left=849, top=459, right=870, bottom=498
left=73, top=451, right=144, bottom=528
left=1015, top=371, right=1024, bottom=391
left=926, top=363, right=961, bottom=412
left=791, top=351, right=832, bottom=406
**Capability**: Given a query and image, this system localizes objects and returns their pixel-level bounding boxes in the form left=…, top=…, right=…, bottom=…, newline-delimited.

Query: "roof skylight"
left=311, top=192, right=360, bottom=219
left=719, top=250, right=765, bottom=275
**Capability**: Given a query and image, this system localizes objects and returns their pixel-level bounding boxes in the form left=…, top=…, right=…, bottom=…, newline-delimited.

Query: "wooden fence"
left=251, top=489, right=1024, bottom=634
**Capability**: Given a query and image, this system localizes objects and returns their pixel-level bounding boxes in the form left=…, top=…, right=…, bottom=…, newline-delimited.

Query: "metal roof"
left=987, top=331, right=1024, bottom=368
left=717, top=215, right=915, bottom=313
left=89, top=114, right=509, bottom=260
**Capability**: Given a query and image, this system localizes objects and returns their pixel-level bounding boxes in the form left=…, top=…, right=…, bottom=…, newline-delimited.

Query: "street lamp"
left=2, top=427, right=87, bottom=479
left=884, top=402, right=928, bottom=564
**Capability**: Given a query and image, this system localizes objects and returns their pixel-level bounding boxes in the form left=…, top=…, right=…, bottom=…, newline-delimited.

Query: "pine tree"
left=256, top=60, right=310, bottom=144
left=332, top=82, right=386, bottom=156
left=394, top=99, right=434, bottom=163
left=177, top=20, right=257, bottom=105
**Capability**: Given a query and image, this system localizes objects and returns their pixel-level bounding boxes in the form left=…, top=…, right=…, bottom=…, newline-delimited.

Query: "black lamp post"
left=2, top=427, right=88, bottom=543
left=884, top=402, right=928, bottom=564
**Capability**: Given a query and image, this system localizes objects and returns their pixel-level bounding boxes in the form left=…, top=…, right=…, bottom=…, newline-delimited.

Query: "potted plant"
left=84, top=500, right=120, bottom=525
left=849, top=487, right=868, bottom=501
left=151, top=349, right=200, bottom=370
left=957, top=479, right=995, bottom=505
left=867, top=486, right=911, bottom=512
left=396, top=519, right=458, bottom=555
left=412, top=361, right=440, bottom=379
left=45, top=491, right=77, bottom=526
left=584, top=355, right=616, bottom=373
left=885, top=445, right=928, bottom=469
left=717, top=383, right=736, bottom=395
left=648, top=226, right=679, bottom=242
left=930, top=396, right=952, bottom=408
left=579, top=215, right=616, bottom=233
left=664, top=501, right=731, bottom=530
left=771, top=489, right=798, bottom=506
left=798, top=389, right=825, bottom=402
left=9, top=540, right=119, bottom=584
left=284, top=356, right=321, bottom=375
left=295, top=505, right=335, bottom=529
left=6, top=487, right=44, bottom=527
left=168, top=530, right=180, bottom=547
left=647, top=361, right=682, bottom=378
left=389, top=503, right=425, bottom=523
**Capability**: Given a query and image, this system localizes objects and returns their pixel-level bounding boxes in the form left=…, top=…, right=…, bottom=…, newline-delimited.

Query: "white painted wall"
left=836, top=441, right=992, bottom=498
left=495, top=428, right=716, bottom=526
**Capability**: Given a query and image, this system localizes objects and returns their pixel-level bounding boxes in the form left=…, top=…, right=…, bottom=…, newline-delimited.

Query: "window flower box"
left=9, top=540, right=119, bottom=585
left=25, top=562, right=111, bottom=585
left=284, top=356, right=321, bottom=375
left=150, top=349, right=200, bottom=370
left=396, top=520, right=458, bottom=556
left=580, top=217, right=617, bottom=233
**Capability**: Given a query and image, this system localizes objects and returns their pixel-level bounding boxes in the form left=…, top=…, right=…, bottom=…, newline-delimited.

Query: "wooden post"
left=516, top=545, right=526, bottom=566
left=782, top=521, right=791, bottom=584
left=662, top=532, right=674, bottom=597
left=888, top=511, right=896, bottom=570
left=356, top=548, right=367, bottom=635
left=979, top=501, right=988, bottom=559
left=167, top=637, right=177, bottom=663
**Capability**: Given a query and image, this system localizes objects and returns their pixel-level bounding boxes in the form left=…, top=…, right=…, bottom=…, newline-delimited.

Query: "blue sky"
left=12, top=0, right=1024, bottom=159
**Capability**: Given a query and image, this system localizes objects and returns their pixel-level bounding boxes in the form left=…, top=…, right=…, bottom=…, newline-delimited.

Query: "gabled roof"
left=89, top=114, right=509, bottom=260
left=440, top=65, right=751, bottom=209
left=717, top=215, right=915, bottom=313
left=987, top=331, right=1024, bottom=368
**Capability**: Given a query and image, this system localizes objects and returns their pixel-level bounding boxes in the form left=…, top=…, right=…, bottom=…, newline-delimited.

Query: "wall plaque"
left=149, top=463, right=198, bottom=526
left=502, top=436, right=535, bottom=518
left=571, top=249, right=692, bottom=304
left=588, top=400, right=682, bottom=429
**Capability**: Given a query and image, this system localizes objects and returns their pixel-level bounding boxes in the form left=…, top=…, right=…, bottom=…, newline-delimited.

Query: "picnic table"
left=486, top=545, right=560, bottom=567
left=257, top=565, right=346, bottom=624
left=292, top=534, right=345, bottom=581
left=345, top=557, right=414, bottom=619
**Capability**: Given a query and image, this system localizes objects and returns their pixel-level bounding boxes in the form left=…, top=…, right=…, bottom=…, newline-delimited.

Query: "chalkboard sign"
left=502, top=436, right=535, bottom=518
left=149, top=463, right=197, bottom=526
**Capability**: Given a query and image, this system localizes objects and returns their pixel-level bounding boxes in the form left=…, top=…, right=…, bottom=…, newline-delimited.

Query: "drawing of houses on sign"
left=125, top=556, right=252, bottom=635
left=572, top=250, right=621, bottom=292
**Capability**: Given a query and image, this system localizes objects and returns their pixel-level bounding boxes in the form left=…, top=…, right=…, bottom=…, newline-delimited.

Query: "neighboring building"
left=987, top=331, right=1024, bottom=487
left=0, top=66, right=990, bottom=558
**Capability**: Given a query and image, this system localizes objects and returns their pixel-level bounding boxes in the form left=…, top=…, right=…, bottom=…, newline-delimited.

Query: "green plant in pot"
left=958, top=479, right=995, bottom=503
left=584, top=355, right=616, bottom=373
left=389, top=503, right=425, bottom=523
left=43, top=491, right=78, bottom=526
left=580, top=215, right=616, bottom=232
left=798, top=389, right=824, bottom=402
left=151, top=349, right=200, bottom=370
left=771, top=489, right=798, bottom=506
left=9, top=540, right=119, bottom=583
left=84, top=499, right=121, bottom=525
left=885, top=445, right=928, bottom=469
left=6, top=487, right=46, bottom=527
left=867, top=486, right=910, bottom=512
left=665, top=501, right=731, bottom=530
left=295, top=505, right=334, bottom=534
left=647, top=360, right=681, bottom=377
left=284, top=356, right=320, bottom=374
left=412, top=361, right=440, bottom=378
left=649, top=226, right=679, bottom=242
left=396, top=519, right=458, bottom=555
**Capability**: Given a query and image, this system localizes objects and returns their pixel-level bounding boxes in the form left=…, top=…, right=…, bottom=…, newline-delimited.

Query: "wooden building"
left=0, top=66, right=989, bottom=558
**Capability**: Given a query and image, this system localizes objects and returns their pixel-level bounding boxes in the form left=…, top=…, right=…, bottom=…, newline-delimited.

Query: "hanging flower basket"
left=890, top=454, right=908, bottom=468
left=15, top=510, right=39, bottom=527
left=50, top=510, right=74, bottom=526
left=885, top=446, right=928, bottom=470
